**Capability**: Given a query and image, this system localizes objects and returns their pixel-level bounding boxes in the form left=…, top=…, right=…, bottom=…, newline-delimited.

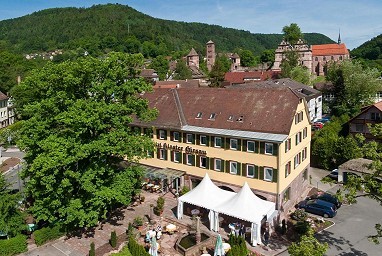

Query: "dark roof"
left=314, top=82, right=334, bottom=91
left=231, top=78, right=321, bottom=101
left=0, top=91, right=8, bottom=101
left=139, top=69, right=158, bottom=78
left=134, top=87, right=301, bottom=135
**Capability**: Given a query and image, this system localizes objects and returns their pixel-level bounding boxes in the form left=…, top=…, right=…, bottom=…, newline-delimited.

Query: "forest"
left=351, top=34, right=382, bottom=73
left=0, top=4, right=336, bottom=93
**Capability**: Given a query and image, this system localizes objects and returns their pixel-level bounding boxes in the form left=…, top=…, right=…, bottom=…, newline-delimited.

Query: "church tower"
left=206, top=40, right=215, bottom=71
left=338, top=29, right=342, bottom=44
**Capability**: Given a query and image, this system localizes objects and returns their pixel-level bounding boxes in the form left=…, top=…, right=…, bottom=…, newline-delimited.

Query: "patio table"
left=222, top=242, right=231, bottom=252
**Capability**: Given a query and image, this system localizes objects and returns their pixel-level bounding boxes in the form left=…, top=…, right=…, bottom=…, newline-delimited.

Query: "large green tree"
left=282, top=23, right=303, bottom=45
left=209, top=55, right=231, bottom=87
left=0, top=175, right=25, bottom=237
left=150, top=55, right=169, bottom=80
left=174, top=60, right=192, bottom=80
left=11, top=52, right=157, bottom=229
left=326, top=60, right=382, bottom=117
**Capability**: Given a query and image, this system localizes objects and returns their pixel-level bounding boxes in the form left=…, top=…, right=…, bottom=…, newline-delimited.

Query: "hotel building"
left=132, top=87, right=311, bottom=215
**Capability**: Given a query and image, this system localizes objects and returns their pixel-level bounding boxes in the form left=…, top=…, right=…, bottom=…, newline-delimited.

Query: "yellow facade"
left=139, top=99, right=311, bottom=208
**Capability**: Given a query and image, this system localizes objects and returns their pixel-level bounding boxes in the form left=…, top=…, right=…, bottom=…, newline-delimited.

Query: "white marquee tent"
left=177, top=173, right=235, bottom=231
left=214, top=182, right=276, bottom=246
left=177, top=175, right=277, bottom=246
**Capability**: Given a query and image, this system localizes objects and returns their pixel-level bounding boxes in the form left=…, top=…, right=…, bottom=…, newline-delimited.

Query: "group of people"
left=145, top=224, right=162, bottom=242
left=230, top=223, right=246, bottom=238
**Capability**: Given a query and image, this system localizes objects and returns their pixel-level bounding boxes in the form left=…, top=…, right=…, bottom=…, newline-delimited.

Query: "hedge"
left=34, top=224, right=66, bottom=246
left=0, top=234, right=27, bottom=256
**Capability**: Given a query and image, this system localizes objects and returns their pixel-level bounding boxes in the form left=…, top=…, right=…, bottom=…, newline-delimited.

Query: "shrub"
left=291, top=209, right=308, bottom=221
left=226, top=234, right=248, bottom=256
left=154, top=196, right=165, bottom=216
left=112, top=245, right=132, bottom=255
left=127, top=237, right=150, bottom=256
left=180, top=186, right=190, bottom=196
left=140, top=195, right=145, bottom=202
left=89, top=242, right=95, bottom=256
left=294, top=221, right=311, bottom=236
left=133, top=216, right=143, bottom=227
left=110, top=230, right=117, bottom=248
left=34, top=224, right=66, bottom=246
left=0, top=234, right=27, bottom=256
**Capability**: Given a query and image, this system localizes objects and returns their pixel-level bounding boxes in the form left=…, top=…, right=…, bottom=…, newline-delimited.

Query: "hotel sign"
left=156, top=142, right=207, bottom=156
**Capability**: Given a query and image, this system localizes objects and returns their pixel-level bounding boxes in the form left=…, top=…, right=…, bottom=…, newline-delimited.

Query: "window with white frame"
left=214, top=159, right=222, bottom=171
left=173, top=131, right=180, bottom=141
left=230, top=139, right=238, bottom=150
left=285, top=138, right=291, bottom=153
left=200, top=135, right=207, bottom=145
left=247, top=164, right=255, bottom=178
left=186, top=154, right=193, bottom=165
left=295, top=132, right=302, bottom=145
left=159, top=130, right=166, bottom=140
left=186, top=133, right=193, bottom=143
left=200, top=156, right=207, bottom=168
left=264, top=167, right=273, bottom=181
left=230, top=161, right=238, bottom=174
left=265, top=143, right=273, bottom=155
left=214, top=137, right=222, bottom=147
left=174, top=151, right=181, bottom=163
left=285, top=161, right=291, bottom=177
left=247, top=141, right=255, bottom=152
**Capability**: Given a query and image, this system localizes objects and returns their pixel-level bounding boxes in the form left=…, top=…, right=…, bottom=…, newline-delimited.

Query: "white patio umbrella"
left=214, top=234, right=225, bottom=256
left=149, top=236, right=158, bottom=256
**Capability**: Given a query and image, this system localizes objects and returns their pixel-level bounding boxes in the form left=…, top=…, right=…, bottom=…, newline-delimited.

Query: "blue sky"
left=0, top=0, right=381, bottom=50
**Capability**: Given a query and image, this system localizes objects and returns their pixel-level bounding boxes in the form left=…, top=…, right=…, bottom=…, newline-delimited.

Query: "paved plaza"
left=20, top=189, right=293, bottom=256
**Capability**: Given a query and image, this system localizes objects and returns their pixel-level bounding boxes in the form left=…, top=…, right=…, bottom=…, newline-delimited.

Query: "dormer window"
left=196, top=112, right=203, bottom=119
left=237, top=115, right=244, bottom=122
left=228, top=115, right=234, bottom=122
left=209, top=113, right=216, bottom=120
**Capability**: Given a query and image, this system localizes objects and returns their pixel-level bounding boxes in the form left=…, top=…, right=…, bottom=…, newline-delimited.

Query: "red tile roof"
left=0, top=91, right=8, bottom=101
left=312, top=43, right=349, bottom=56
left=374, top=101, right=382, bottom=112
left=135, top=87, right=301, bottom=135
left=224, top=71, right=280, bottom=84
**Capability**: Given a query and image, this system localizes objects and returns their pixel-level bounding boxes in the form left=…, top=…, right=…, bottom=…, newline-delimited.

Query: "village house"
left=348, top=101, right=382, bottom=142
left=131, top=87, right=311, bottom=219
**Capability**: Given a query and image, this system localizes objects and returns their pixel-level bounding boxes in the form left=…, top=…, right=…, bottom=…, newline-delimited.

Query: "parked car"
left=328, top=169, right=338, bottom=181
left=297, top=199, right=337, bottom=218
left=312, top=122, right=324, bottom=130
left=307, top=192, right=342, bottom=209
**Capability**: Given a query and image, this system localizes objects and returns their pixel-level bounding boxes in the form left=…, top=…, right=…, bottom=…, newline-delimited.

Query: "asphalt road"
left=278, top=167, right=382, bottom=256
left=2, top=146, right=25, bottom=191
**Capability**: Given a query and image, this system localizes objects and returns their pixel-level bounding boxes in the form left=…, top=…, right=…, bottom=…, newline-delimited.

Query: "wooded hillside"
left=0, top=4, right=334, bottom=56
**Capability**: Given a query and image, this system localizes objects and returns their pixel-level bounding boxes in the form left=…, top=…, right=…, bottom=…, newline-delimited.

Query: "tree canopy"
left=326, top=60, right=382, bottom=117
left=0, top=175, right=25, bottom=237
left=282, top=23, right=303, bottom=45
left=209, top=55, right=231, bottom=87
left=12, top=52, right=157, bottom=229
